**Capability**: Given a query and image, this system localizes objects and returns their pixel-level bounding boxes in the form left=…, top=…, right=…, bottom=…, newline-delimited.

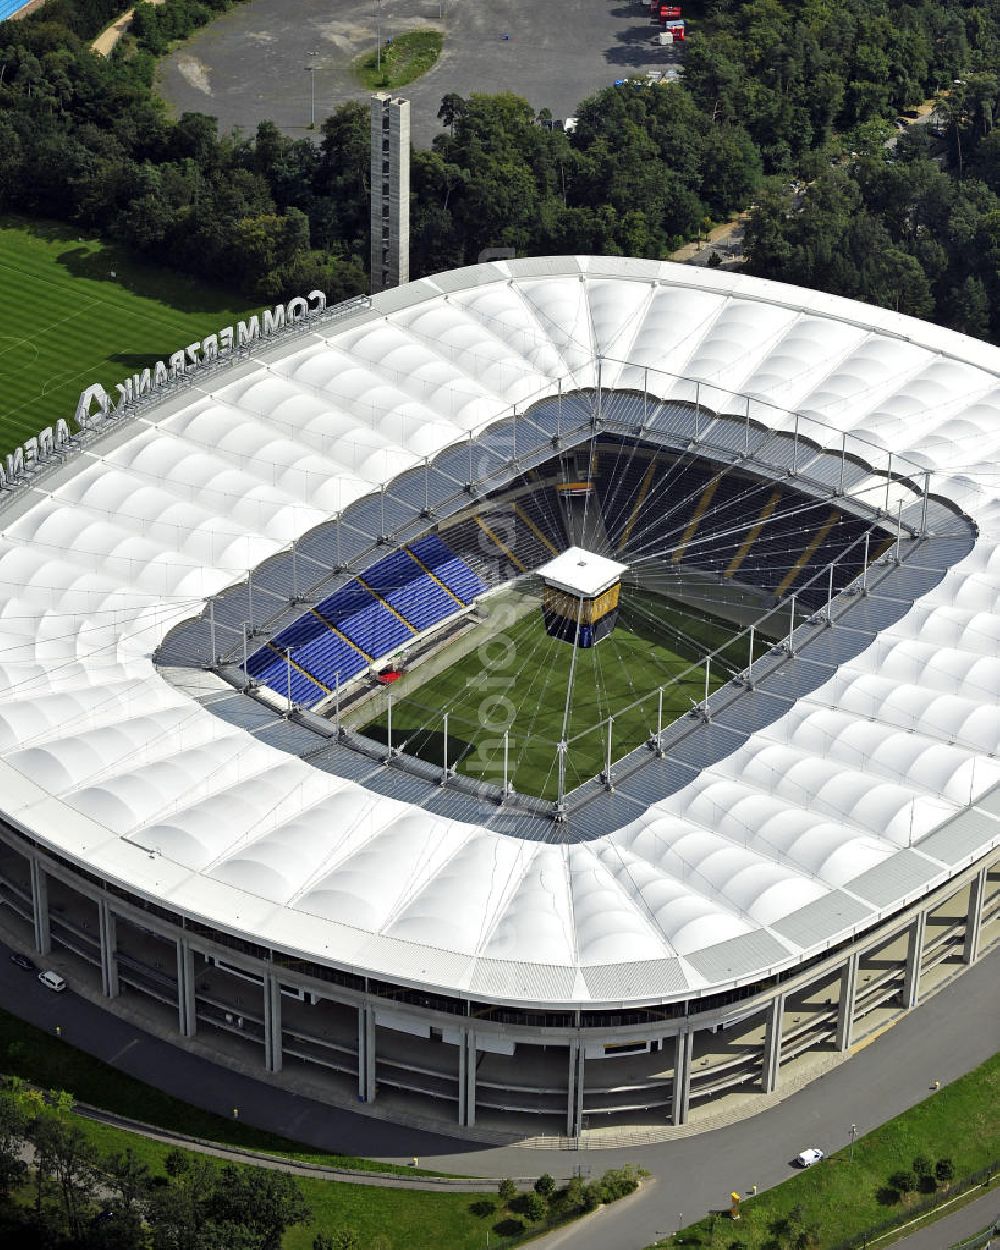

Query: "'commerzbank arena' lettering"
left=0, top=290, right=329, bottom=490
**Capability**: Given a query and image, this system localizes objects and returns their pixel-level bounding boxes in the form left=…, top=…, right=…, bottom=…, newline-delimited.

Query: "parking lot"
left=156, top=0, right=681, bottom=146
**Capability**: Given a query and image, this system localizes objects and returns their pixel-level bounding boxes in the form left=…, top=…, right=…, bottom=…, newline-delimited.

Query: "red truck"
left=650, top=2, right=682, bottom=16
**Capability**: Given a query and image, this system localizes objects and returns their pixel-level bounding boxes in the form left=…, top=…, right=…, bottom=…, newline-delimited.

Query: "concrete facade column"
left=761, top=993, right=785, bottom=1094
left=264, top=973, right=282, bottom=1073
left=963, top=868, right=987, bottom=965
left=357, top=1005, right=376, bottom=1103
left=566, top=1041, right=585, bottom=1138
left=672, top=1029, right=693, bottom=1126
left=98, top=900, right=119, bottom=999
left=176, top=937, right=196, bottom=1038
left=835, top=951, right=859, bottom=1051
left=29, top=856, right=50, bottom=956
left=457, top=1028, right=477, bottom=1128
left=902, top=911, right=927, bottom=1009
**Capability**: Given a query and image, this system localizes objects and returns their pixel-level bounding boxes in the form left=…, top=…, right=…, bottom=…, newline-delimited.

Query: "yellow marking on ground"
left=775, top=509, right=841, bottom=597
left=311, top=607, right=372, bottom=662
left=474, top=515, right=525, bottom=572
left=618, top=458, right=658, bottom=552
left=357, top=577, right=417, bottom=633
left=725, top=488, right=781, bottom=578
left=850, top=1017, right=899, bottom=1055
left=265, top=642, right=331, bottom=694
left=513, top=502, right=559, bottom=555
left=671, top=477, right=720, bottom=565
left=404, top=545, right=466, bottom=607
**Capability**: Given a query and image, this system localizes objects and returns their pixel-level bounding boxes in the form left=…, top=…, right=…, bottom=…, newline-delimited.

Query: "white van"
left=38, top=970, right=66, bottom=992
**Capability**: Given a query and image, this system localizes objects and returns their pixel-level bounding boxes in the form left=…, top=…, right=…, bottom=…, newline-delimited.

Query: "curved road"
left=1, top=942, right=997, bottom=1248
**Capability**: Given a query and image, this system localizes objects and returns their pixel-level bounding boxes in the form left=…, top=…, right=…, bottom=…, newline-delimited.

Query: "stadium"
left=0, top=256, right=997, bottom=1144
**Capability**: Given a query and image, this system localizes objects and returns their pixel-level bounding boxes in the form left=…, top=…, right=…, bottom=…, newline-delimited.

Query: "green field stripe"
left=0, top=218, right=250, bottom=455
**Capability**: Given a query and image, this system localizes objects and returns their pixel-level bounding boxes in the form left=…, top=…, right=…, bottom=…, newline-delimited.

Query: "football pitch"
left=362, top=589, right=761, bottom=800
left=0, top=217, right=250, bottom=457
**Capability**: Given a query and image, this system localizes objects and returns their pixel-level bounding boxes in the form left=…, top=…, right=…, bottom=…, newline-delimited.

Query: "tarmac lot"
left=155, top=0, right=680, bottom=146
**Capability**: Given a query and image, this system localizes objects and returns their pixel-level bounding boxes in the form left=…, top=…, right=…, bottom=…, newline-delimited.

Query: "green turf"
left=650, top=1051, right=1000, bottom=1249
left=0, top=216, right=250, bottom=459
left=362, top=589, right=761, bottom=799
left=354, top=28, right=443, bottom=91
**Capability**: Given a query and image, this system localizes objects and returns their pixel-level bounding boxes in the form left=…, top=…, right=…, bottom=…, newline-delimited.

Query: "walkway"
left=1, top=937, right=997, bottom=1248
left=893, top=1187, right=999, bottom=1249
left=91, top=0, right=164, bottom=57
left=72, top=1103, right=498, bottom=1191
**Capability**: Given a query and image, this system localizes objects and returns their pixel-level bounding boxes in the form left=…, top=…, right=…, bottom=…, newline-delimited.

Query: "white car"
left=797, top=1147, right=824, bottom=1167
left=38, top=970, right=66, bottom=992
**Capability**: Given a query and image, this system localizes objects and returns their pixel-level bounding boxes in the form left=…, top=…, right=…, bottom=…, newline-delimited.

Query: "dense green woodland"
left=2, top=0, right=1000, bottom=336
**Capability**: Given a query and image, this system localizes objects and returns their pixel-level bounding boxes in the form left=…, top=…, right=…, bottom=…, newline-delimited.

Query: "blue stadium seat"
left=243, top=648, right=327, bottom=707
left=295, top=629, right=367, bottom=687
left=339, top=596, right=412, bottom=657
left=408, top=534, right=486, bottom=604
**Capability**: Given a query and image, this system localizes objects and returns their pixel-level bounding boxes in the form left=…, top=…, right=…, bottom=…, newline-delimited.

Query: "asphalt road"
left=893, top=1188, right=999, bottom=1250
left=155, top=0, right=679, bottom=145
left=2, top=939, right=997, bottom=1248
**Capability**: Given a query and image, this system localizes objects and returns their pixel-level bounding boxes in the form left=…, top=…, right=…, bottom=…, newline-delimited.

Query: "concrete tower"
left=370, top=93, right=410, bottom=293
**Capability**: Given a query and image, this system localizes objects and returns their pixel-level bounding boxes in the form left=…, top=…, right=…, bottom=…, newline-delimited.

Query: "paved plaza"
left=156, top=0, right=679, bottom=145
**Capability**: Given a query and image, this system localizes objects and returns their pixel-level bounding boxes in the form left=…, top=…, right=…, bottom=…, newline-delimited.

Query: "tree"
left=0, top=1088, right=28, bottom=1198
left=523, top=1191, right=547, bottom=1221
left=949, top=276, right=990, bottom=339
left=497, top=1177, right=517, bottom=1204
left=312, top=1232, right=361, bottom=1250
left=206, top=1164, right=310, bottom=1250
left=534, top=1173, right=556, bottom=1199
left=888, top=1169, right=916, bottom=1195
left=30, top=1110, right=99, bottom=1240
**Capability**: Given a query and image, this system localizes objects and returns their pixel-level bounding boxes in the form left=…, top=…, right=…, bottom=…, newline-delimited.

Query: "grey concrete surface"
left=1, top=937, right=997, bottom=1248
left=155, top=0, right=680, bottom=146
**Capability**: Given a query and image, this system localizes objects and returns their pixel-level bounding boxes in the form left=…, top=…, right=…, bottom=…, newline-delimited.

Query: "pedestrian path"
left=73, top=1102, right=504, bottom=1191
left=91, top=0, right=165, bottom=57
left=891, top=1185, right=999, bottom=1249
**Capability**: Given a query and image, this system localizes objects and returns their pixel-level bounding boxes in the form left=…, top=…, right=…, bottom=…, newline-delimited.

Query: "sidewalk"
left=91, top=0, right=165, bottom=57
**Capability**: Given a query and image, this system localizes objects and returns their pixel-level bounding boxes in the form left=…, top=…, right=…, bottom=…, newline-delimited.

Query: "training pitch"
left=361, top=588, right=756, bottom=799
left=0, top=218, right=249, bottom=456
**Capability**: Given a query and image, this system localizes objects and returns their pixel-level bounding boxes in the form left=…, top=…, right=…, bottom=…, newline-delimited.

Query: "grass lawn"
left=40, top=1117, right=534, bottom=1250
left=0, top=1005, right=440, bottom=1176
left=354, top=28, right=443, bottom=90
left=0, top=216, right=250, bottom=458
left=362, top=589, right=758, bottom=798
left=651, top=1051, right=1000, bottom=1249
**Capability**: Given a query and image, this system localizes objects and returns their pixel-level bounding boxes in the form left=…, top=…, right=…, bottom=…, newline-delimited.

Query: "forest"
left=2, top=0, right=1000, bottom=337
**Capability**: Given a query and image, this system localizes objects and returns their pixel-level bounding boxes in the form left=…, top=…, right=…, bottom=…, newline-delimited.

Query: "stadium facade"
left=0, top=257, right=997, bottom=1141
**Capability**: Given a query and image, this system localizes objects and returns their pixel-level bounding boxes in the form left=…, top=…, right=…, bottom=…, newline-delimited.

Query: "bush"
left=534, top=1172, right=556, bottom=1198
left=912, top=1155, right=932, bottom=1178
left=888, top=1169, right=916, bottom=1194
left=599, top=1164, right=642, bottom=1202
left=497, top=1177, right=517, bottom=1204
left=935, top=1157, right=955, bottom=1183
left=581, top=1181, right=603, bottom=1211
left=523, top=1191, right=547, bottom=1221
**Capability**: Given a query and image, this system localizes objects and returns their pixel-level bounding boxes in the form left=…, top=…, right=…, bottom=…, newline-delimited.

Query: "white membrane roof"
left=1, top=257, right=999, bottom=1010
